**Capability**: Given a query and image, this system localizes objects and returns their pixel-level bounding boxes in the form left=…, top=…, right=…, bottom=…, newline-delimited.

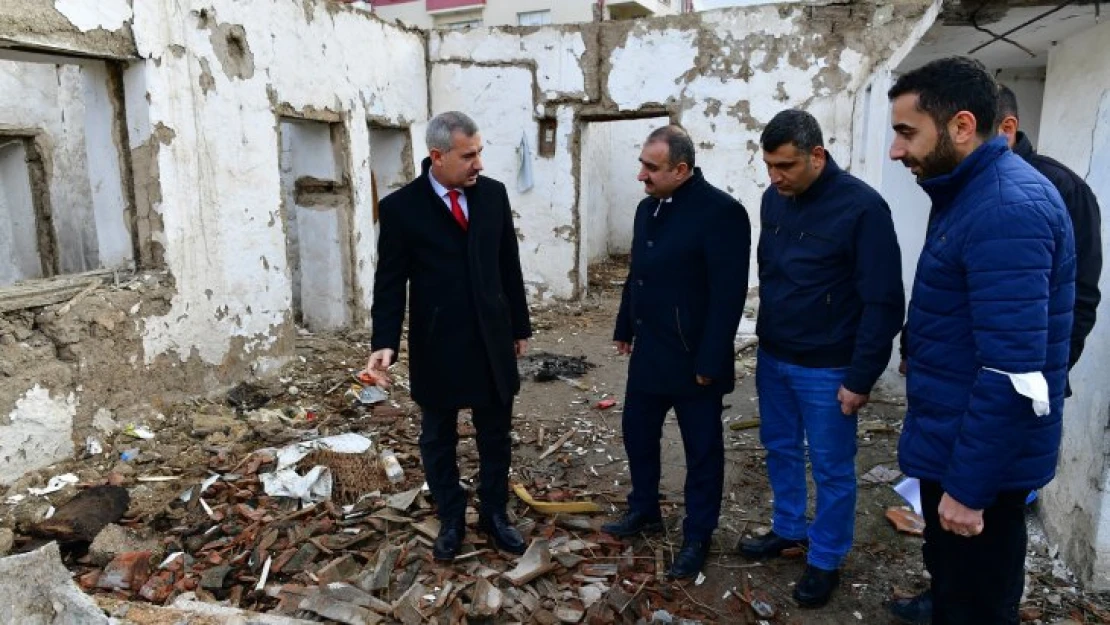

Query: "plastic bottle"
left=379, top=448, right=404, bottom=484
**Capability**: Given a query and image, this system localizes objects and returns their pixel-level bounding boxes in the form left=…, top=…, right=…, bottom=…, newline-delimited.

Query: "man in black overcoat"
left=602, top=125, right=751, bottom=579
left=366, top=111, right=532, bottom=561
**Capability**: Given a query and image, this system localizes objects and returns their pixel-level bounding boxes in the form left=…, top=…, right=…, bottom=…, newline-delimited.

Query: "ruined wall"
left=0, top=0, right=427, bottom=483
left=1036, top=17, right=1110, bottom=590
left=0, top=0, right=136, bottom=59
left=126, top=0, right=427, bottom=368
left=428, top=1, right=936, bottom=299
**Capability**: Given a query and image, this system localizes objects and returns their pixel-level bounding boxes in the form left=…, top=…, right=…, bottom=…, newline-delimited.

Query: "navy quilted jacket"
left=899, top=137, right=1076, bottom=509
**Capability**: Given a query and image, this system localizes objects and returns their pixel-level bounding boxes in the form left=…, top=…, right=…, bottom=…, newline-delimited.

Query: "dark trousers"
left=419, top=400, right=513, bottom=522
left=622, top=389, right=724, bottom=542
left=921, top=480, right=1027, bottom=624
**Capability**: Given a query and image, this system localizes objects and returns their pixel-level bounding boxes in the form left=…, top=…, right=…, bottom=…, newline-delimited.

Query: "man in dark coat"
left=366, top=111, right=532, bottom=561
left=888, top=57, right=1074, bottom=624
left=601, top=125, right=751, bottom=580
left=737, top=109, right=904, bottom=609
left=998, top=85, right=1101, bottom=375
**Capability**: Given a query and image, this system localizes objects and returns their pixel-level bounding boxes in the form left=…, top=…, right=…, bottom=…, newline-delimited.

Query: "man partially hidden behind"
left=738, top=109, right=904, bottom=609
left=888, top=57, right=1074, bottom=624
left=602, top=125, right=751, bottom=580
left=365, top=111, right=532, bottom=561
left=997, top=85, right=1101, bottom=379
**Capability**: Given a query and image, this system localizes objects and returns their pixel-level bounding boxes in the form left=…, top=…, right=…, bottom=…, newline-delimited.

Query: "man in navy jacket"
left=737, top=109, right=904, bottom=609
left=603, top=125, right=751, bottom=580
left=889, top=57, right=1074, bottom=624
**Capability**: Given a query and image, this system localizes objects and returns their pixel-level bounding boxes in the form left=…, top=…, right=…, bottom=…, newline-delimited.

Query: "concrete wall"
left=1036, top=17, right=1110, bottom=590
left=0, top=58, right=131, bottom=284
left=429, top=1, right=936, bottom=298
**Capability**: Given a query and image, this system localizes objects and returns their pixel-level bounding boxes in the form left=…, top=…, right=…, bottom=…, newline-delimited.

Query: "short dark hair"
left=646, top=125, right=696, bottom=169
left=997, top=84, right=1020, bottom=121
left=760, top=109, right=824, bottom=153
left=888, top=56, right=998, bottom=140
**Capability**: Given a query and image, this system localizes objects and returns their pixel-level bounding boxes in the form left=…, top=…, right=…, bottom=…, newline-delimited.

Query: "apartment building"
left=368, top=0, right=694, bottom=29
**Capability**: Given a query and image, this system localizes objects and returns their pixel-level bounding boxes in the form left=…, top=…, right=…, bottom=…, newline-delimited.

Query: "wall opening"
left=579, top=116, right=668, bottom=271
left=0, top=137, right=51, bottom=286
left=0, top=55, right=135, bottom=291
left=368, top=122, right=414, bottom=214
left=278, top=117, right=354, bottom=331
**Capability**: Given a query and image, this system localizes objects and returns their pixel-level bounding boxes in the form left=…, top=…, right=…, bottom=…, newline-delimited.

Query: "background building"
left=368, top=0, right=693, bottom=29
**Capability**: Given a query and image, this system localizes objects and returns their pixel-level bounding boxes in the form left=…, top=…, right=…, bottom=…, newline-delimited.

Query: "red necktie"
left=447, top=190, right=468, bottom=231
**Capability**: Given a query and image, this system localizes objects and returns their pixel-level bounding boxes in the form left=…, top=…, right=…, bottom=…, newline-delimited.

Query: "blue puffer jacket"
left=899, top=137, right=1075, bottom=510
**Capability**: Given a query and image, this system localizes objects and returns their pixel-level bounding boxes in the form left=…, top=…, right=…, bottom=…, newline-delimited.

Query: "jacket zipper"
left=675, top=307, right=691, bottom=352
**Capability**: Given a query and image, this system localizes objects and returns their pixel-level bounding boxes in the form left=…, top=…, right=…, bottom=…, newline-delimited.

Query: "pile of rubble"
left=1, top=353, right=743, bottom=624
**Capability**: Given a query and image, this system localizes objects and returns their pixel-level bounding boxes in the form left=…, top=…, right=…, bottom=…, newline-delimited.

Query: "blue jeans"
left=756, top=348, right=858, bottom=571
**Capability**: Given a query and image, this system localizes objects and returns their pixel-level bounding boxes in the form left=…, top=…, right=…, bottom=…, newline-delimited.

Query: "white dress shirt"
left=428, top=173, right=470, bottom=220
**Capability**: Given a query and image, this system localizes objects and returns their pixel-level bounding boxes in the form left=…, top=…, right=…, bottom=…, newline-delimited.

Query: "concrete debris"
left=504, top=539, right=557, bottom=586
left=88, top=523, right=163, bottom=566
left=0, top=528, right=14, bottom=556
left=0, top=542, right=109, bottom=624
left=470, top=576, right=503, bottom=618
left=861, top=464, right=902, bottom=485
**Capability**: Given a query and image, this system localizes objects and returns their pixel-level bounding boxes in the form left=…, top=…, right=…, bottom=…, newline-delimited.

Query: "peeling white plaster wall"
left=0, top=386, right=77, bottom=485
left=128, top=1, right=427, bottom=365
left=1037, top=17, right=1110, bottom=590
left=607, top=28, right=699, bottom=110
left=431, top=29, right=589, bottom=99
left=54, top=0, right=133, bottom=34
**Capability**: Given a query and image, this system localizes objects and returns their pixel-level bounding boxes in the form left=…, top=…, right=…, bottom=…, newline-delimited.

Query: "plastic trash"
left=123, top=424, right=155, bottom=440
left=120, top=448, right=140, bottom=462
left=86, top=436, right=104, bottom=456
left=380, top=448, right=404, bottom=484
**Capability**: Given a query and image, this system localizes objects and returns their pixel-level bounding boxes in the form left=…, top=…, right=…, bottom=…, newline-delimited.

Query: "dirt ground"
left=3, top=259, right=1110, bottom=624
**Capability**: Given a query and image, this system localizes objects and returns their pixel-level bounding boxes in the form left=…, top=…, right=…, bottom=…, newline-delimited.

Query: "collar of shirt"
left=428, top=172, right=469, bottom=218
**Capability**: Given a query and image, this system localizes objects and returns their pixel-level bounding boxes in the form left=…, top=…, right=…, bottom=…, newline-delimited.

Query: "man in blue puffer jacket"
left=888, top=57, right=1075, bottom=624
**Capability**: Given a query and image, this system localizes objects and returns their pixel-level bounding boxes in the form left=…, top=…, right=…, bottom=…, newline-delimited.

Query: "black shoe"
left=737, top=531, right=808, bottom=559
left=433, top=519, right=465, bottom=562
left=600, top=511, right=664, bottom=538
left=886, top=589, right=932, bottom=625
left=666, top=540, right=710, bottom=580
left=479, top=512, right=526, bottom=555
left=793, top=565, right=840, bottom=608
